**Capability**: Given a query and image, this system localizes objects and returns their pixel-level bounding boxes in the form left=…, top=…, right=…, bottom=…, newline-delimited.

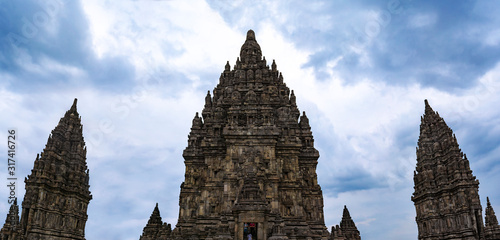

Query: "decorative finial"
left=299, top=111, right=310, bottom=128
left=343, top=205, right=351, bottom=218
left=205, top=91, right=212, bottom=106
left=240, top=29, right=262, bottom=64
left=192, top=112, right=203, bottom=128
left=423, top=99, right=436, bottom=117
left=246, top=29, right=256, bottom=40
left=70, top=98, right=78, bottom=112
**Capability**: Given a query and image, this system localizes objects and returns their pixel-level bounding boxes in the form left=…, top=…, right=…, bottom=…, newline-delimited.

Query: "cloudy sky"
left=1, top=0, right=500, bottom=239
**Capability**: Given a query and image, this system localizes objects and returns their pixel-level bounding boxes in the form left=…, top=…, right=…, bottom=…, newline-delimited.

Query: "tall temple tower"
left=172, top=29, right=330, bottom=240
left=412, top=100, right=485, bottom=240
left=1, top=99, right=92, bottom=240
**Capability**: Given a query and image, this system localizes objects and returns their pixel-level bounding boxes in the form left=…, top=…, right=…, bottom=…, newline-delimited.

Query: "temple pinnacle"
left=246, top=29, right=256, bottom=40
left=71, top=98, right=78, bottom=112
left=424, top=99, right=434, bottom=116
left=240, top=29, right=262, bottom=64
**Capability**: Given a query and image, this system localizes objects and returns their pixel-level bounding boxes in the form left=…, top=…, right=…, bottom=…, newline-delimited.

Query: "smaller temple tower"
left=412, top=100, right=484, bottom=240
left=485, top=197, right=500, bottom=240
left=0, top=199, right=20, bottom=240
left=139, top=204, right=172, bottom=240
left=1, top=99, right=92, bottom=240
left=330, top=206, right=361, bottom=240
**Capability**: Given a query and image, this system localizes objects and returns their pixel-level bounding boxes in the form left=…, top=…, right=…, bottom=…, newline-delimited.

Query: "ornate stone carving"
left=169, top=30, right=333, bottom=240
left=412, top=100, right=500, bottom=240
left=1, top=99, right=92, bottom=240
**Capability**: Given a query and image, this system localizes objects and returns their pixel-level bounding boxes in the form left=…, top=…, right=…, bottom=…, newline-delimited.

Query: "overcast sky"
left=1, top=1, right=500, bottom=240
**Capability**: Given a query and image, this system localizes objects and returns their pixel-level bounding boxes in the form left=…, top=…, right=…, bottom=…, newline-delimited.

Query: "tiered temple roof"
left=330, top=206, right=360, bottom=240
left=412, top=100, right=485, bottom=239
left=1, top=99, right=92, bottom=240
left=151, top=29, right=341, bottom=240
left=139, top=203, right=172, bottom=240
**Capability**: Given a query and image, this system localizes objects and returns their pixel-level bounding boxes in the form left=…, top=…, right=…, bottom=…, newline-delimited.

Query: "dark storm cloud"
left=0, top=0, right=136, bottom=92
left=360, top=0, right=500, bottom=89
left=322, top=168, right=386, bottom=196
left=208, top=0, right=500, bottom=92
left=456, top=122, right=500, bottom=173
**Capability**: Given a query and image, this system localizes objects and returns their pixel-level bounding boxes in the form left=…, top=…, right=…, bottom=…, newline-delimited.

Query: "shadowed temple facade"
left=2, top=30, right=500, bottom=240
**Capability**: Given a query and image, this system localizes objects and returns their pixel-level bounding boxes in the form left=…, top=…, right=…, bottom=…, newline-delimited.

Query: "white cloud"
left=484, top=30, right=500, bottom=47
left=9, top=48, right=85, bottom=80
left=81, top=0, right=242, bottom=79
left=408, top=12, right=437, bottom=28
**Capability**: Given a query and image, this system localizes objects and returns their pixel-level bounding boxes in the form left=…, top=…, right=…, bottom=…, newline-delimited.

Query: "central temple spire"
left=168, top=29, right=330, bottom=240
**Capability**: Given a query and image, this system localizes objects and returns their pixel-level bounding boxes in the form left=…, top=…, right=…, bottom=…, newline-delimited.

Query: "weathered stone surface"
left=171, top=29, right=330, bottom=240
left=412, top=100, right=500, bottom=240
left=1, top=99, right=92, bottom=240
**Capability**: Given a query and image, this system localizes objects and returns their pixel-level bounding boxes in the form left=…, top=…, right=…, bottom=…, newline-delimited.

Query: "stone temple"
left=139, top=30, right=361, bottom=240
left=1, top=99, right=91, bottom=240
left=412, top=100, right=500, bottom=240
left=2, top=29, right=500, bottom=240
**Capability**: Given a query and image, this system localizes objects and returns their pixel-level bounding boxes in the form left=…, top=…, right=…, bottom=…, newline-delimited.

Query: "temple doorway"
left=243, top=222, right=258, bottom=240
